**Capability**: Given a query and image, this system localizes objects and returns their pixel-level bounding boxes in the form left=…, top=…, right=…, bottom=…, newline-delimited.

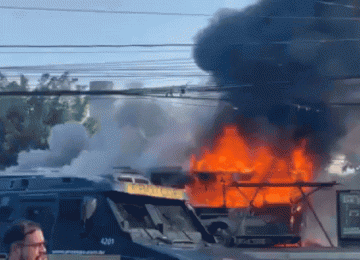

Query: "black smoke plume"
left=192, top=0, right=359, bottom=167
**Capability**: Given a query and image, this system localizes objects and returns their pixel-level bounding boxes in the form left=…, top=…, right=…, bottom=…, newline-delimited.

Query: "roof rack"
left=226, top=181, right=339, bottom=247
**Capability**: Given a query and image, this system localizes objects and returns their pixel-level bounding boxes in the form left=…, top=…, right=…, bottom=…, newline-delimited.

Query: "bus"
left=0, top=172, right=260, bottom=260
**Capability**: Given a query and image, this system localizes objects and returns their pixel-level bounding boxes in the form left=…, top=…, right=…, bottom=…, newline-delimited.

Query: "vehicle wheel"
left=214, top=228, right=234, bottom=247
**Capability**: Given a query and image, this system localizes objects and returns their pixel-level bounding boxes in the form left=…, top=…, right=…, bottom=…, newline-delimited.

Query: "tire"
left=214, top=228, right=235, bottom=247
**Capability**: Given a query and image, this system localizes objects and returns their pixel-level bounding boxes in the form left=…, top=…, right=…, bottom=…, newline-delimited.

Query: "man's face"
left=20, top=229, right=47, bottom=260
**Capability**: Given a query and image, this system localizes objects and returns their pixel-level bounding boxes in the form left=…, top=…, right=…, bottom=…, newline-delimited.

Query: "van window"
left=58, top=199, right=81, bottom=221
left=135, top=179, right=150, bottom=184
left=117, top=177, right=133, bottom=183
left=24, top=206, right=55, bottom=242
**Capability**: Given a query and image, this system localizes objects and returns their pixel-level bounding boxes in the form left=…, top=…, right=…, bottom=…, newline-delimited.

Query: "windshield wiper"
left=155, top=236, right=173, bottom=244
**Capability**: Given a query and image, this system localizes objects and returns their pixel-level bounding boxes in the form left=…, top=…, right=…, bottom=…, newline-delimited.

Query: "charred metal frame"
left=229, top=181, right=339, bottom=247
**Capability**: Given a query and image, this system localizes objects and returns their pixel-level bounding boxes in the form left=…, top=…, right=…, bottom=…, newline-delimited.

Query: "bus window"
left=135, top=179, right=150, bottom=184
left=23, top=206, right=55, bottom=244
left=58, top=199, right=81, bottom=221
left=117, top=177, right=133, bottom=183
left=114, top=203, right=155, bottom=229
left=155, top=205, right=197, bottom=232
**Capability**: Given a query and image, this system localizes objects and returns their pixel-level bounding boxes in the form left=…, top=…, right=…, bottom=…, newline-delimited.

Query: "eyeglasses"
left=21, top=241, right=47, bottom=248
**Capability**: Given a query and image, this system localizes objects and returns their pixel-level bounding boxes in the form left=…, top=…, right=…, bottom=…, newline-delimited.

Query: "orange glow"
left=186, top=125, right=314, bottom=208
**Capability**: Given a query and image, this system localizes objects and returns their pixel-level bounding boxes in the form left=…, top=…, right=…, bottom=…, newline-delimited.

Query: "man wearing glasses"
left=3, top=220, right=47, bottom=260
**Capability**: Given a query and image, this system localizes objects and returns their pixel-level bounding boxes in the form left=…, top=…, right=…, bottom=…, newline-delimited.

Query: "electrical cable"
left=0, top=87, right=356, bottom=108
left=0, top=5, right=212, bottom=17
left=2, top=75, right=208, bottom=79
left=1, top=36, right=360, bottom=49
left=0, top=44, right=193, bottom=48
left=0, top=50, right=192, bottom=54
left=1, top=3, right=360, bottom=18
left=112, top=95, right=221, bottom=107
left=0, top=58, right=194, bottom=69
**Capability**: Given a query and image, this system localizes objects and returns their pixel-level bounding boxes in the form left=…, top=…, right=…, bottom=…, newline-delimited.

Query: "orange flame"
left=186, top=125, right=314, bottom=208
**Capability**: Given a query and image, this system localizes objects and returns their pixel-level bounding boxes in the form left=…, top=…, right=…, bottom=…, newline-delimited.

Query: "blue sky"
left=0, top=0, right=257, bottom=88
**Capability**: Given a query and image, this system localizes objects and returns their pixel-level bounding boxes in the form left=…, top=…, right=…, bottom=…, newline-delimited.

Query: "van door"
left=52, top=198, right=86, bottom=252
left=51, top=195, right=123, bottom=254
left=18, top=194, right=58, bottom=252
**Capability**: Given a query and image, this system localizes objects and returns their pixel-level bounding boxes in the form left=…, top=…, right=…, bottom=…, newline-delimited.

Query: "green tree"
left=0, top=72, right=98, bottom=169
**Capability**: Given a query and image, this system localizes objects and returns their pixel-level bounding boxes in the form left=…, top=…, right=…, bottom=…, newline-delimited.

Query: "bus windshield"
left=155, top=205, right=196, bottom=232
left=113, top=203, right=156, bottom=229
left=106, top=192, right=197, bottom=234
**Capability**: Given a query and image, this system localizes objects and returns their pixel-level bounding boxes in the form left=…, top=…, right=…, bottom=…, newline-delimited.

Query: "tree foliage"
left=0, top=72, right=98, bottom=169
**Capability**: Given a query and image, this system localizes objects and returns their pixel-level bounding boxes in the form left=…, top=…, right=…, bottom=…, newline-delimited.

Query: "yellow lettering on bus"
left=125, top=183, right=184, bottom=200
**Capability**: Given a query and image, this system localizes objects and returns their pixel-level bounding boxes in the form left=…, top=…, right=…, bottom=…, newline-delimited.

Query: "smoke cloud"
left=57, top=87, right=218, bottom=178
left=16, top=123, right=89, bottom=169
left=192, top=0, right=360, bottom=168
left=3, top=78, right=219, bottom=180
left=192, top=0, right=360, bottom=246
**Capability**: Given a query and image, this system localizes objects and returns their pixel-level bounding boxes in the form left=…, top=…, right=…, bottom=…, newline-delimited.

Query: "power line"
left=89, top=96, right=221, bottom=108
left=0, top=5, right=212, bottom=17
left=2, top=4, right=360, bottom=22
left=55, top=74, right=208, bottom=78
left=0, top=90, right=217, bottom=99
left=2, top=75, right=208, bottom=79
left=0, top=89, right=357, bottom=108
left=0, top=57, right=194, bottom=68
left=2, top=37, right=360, bottom=49
left=112, top=95, right=221, bottom=107
left=0, top=44, right=193, bottom=48
left=0, top=50, right=191, bottom=54
left=1, top=66, right=200, bottom=71
left=1, top=4, right=360, bottom=20
left=0, top=90, right=137, bottom=96
left=0, top=67, right=203, bottom=75
left=2, top=69, right=200, bottom=74
left=0, top=90, right=221, bottom=108
left=0, top=58, right=196, bottom=71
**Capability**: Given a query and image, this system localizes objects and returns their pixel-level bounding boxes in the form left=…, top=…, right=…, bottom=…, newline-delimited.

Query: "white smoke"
left=15, top=123, right=89, bottom=170
left=301, top=132, right=360, bottom=247
left=5, top=80, right=220, bottom=178
left=301, top=188, right=338, bottom=247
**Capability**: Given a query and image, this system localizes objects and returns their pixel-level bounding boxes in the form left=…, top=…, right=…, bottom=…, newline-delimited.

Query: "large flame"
left=186, top=125, right=314, bottom=208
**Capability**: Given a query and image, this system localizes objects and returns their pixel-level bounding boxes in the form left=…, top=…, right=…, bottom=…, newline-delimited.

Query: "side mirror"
left=81, top=196, right=97, bottom=223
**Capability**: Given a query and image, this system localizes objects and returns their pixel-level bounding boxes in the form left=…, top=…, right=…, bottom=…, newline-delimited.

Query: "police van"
left=0, top=171, right=260, bottom=260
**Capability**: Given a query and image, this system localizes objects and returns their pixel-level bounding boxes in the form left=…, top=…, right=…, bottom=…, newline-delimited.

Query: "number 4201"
left=100, top=238, right=115, bottom=246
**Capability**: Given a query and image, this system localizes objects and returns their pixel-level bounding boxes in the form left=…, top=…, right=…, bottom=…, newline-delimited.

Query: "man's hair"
left=3, top=220, right=42, bottom=252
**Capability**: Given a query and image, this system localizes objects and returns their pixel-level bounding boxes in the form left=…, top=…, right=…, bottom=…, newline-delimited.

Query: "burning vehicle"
left=181, top=0, right=355, bottom=248
left=146, top=2, right=353, bottom=249
left=149, top=126, right=337, bottom=247
left=186, top=125, right=337, bottom=247
left=187, top=125, right=311, bottom=246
